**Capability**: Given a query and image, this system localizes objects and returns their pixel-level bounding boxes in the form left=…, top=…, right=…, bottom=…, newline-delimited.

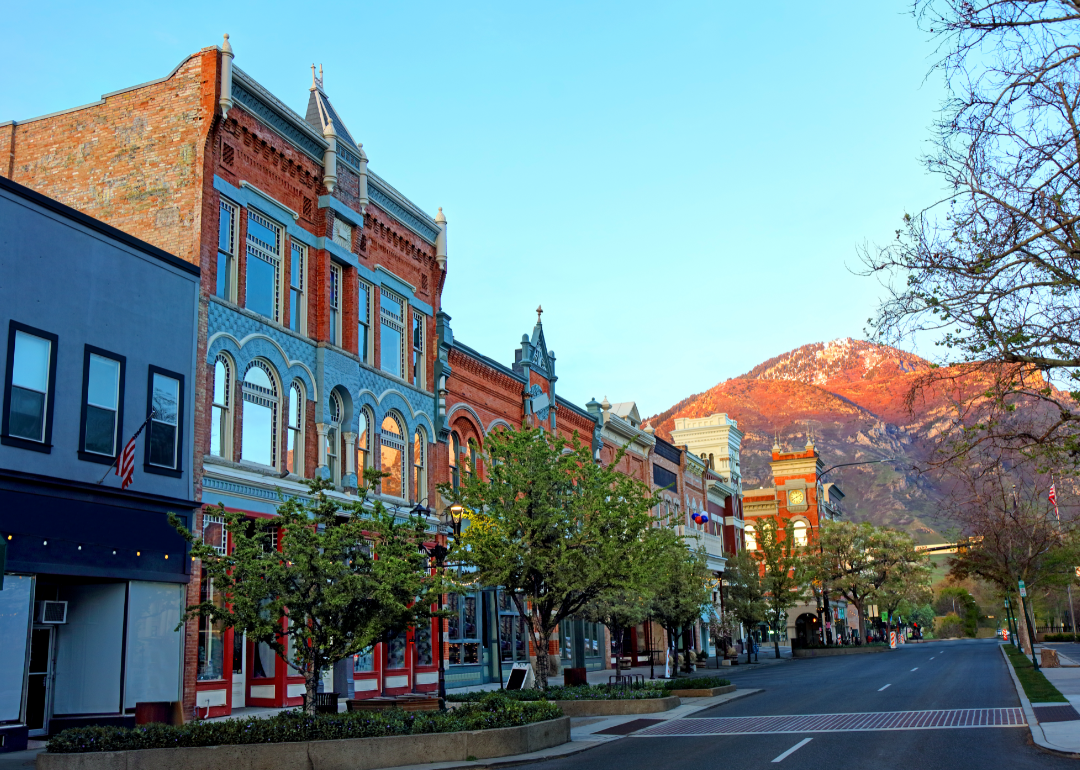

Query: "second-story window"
left=327, top=392, right=342, bottom=483
left=450, top=432, right=461, bottom=491
left=412, top=312, right=425, bottom=389
left=412, top=428, right=426, bottom=503
left=357, top=407, right=371, bottom=486
left=380, top=413, right=405, bottom=498
left=289, top=243, right=305, bottom=334
left=211, top=354, right=232, bottom=458
left=379, top=289, right=404, bottom=379
left=358, top=281, right=371, bottom=364
left=81, top=349, right=124, bottom=458
left=217, top=199, right=237, bottom=301
left=246, top=211, right=281, bottom=322
left=241, top=361, right=278, bottom=468
left=286, top=382, right=304, bottom=475
left=3, top=324, right=57, bottom=447
left=329, top=264, right=342, bottom=346
left=147, top=368, right=182, bottom=472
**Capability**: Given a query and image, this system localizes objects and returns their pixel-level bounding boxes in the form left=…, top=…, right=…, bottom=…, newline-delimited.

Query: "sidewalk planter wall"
left=36, top=717, right=571, bottom=770
left=793, top=646, right=890, bottom=659
left=667, top=684, right=736, bottom=698
left=551, top=697, right=680, bottom=717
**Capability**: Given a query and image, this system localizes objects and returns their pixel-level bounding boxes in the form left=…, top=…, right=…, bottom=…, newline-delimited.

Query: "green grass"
left=1003, top=644, right=1068, bottom=703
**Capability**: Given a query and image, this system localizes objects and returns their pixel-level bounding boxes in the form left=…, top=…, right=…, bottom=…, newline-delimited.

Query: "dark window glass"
left=84, top=354, right=120, bottom=455
left=246, top=255, right=277, bottom=319
left=9, top=331, right=51, bottom=442
left=148, top=373, right=179, bottom=468
left=387, top=630, right=406, bottom=669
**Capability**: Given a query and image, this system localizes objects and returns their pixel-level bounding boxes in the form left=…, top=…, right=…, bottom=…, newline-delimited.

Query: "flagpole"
left=96, top=410, right=156, bottom=486
left=1052, top=475, right=1078, bottom=637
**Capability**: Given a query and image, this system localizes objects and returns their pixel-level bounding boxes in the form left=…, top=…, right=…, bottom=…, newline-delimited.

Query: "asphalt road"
left=525, top=639, right=1077, bottom=769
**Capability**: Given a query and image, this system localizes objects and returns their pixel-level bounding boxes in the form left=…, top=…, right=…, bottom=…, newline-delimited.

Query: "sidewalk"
left=1001, top=643, right=1080, bottom=757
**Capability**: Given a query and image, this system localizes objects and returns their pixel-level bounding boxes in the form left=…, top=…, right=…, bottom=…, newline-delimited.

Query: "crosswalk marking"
left=772, top=738, right=812, bottom=762
left=632, top=708, right=1026, bottom=737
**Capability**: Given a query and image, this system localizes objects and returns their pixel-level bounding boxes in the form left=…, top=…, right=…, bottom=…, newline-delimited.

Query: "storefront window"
left=415, top=624, right=433, bottom=667
left=197, top=568, right=225, bottom=680
left=387, top=630, right=407, bottom=669
left=497, top=590, right=529, bottom=662
left=354, top=646, right=375, bottom=673
left=559, top=619, right=603, bottom=662
left=447, top=592, right=480, bottom=665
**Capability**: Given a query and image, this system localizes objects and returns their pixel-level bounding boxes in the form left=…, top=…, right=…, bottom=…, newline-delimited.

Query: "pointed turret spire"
left=536, top=305, right=543, bottom=325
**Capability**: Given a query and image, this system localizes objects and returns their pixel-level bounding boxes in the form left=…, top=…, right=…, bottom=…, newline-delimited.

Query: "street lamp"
left=427, top=502, right=468, bottom=706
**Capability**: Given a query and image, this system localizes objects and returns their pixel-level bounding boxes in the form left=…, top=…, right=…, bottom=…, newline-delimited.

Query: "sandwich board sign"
left=506, top=663, right=534, bottom=691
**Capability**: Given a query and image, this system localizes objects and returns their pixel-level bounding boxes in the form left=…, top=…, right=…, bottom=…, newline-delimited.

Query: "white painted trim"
left=355, top=678, right=379, bottom=691
left=287, top=683, right=306, bottom=698
left=385, top=675, right=409, bottom=688
left=415, top=672, right=438, bottom=685
left=207, top=330, right=319, bottom=405
left=196, top=689, right=227, bottom=707
left=249, top=685, right=275, bottom=699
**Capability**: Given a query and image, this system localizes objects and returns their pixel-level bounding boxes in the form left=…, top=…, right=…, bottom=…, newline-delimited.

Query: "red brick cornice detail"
left=449, top=347, right=523, bottom=392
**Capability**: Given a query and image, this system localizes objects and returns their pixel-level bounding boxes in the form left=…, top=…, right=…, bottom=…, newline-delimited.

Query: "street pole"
left=1004, top=594, right=1018, bottom=649
left=1020, top=587, right=1040, bottom=671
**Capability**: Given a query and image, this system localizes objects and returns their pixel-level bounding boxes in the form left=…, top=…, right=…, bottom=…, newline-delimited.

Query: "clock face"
left=788, top=489, right=806, bottom=506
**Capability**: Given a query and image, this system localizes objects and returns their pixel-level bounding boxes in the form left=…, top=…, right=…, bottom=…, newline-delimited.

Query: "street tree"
left=650, top=533, right=711, bottom=674
left=861, top=0, right=1080, bottom=471
left=753, top=517, right=810, bottom=659
left=944, top=453, right=1080, bottom=653
left=809, top=520, right=924, bottom=642
left=879, top=552, right=933, bottom=634
left=723, top=549, right=768, bottom=663
left=172, top=473, right=442, bottom=715
left=445, top=426, right=660, bottom=689
left=583, top=586, right=654, bottom=665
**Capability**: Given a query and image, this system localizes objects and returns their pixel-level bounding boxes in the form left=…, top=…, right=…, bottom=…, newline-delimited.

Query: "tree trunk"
left=683, top=624, right=692, bottom=674
left=1017, top=595, right=1034, bottom=655
left=305, top=670, right=319, bottom=716
left=852, top=600, right=864, bottom=644
left=773, top=629, right=780, bottom=659
left=534, top=626, right=552, bottom=690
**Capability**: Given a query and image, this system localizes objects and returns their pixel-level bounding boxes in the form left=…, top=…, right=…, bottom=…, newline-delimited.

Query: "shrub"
left=1045, top=633, right=1079, bottom=642
left=47, top=694, right=561, bottom=754
left=936, top=613, right=964, bottom=639
left=447, top=684, right=666, bottom=703
left=662, top=676, right=730, bottom=690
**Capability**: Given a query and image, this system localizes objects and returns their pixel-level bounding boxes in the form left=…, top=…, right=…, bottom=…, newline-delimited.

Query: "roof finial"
left=536, top=305, right=543, bottom=324
left=312, top=64, right=323, bottom=91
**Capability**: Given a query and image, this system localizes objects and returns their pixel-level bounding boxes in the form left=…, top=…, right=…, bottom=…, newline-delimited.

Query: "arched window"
left=356, top=407, right=372, bottom=486
left=450, top=432, right=461, bottom=490
left=708, top=453, right=715, bottom=469
left=327, top=392, right=343, bottom=483
left=466, top=439, right=479, bottom=481
left=241, top=361, right=278, bottom=467
left=211, top=354, right=232, bottom=458
left=793, top=520, right=809, bottom=547
left=745, top=524, right=757, bottom=551
left=285, top=382, right=304, bottom=475
left=380, top=413, right=405, bottom=498
left=412, top=428, right=427, bottom=504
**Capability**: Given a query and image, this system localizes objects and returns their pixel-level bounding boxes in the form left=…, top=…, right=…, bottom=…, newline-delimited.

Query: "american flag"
left=116, top=411, right=155, bottom=490
left=1050, top=482, right=1060, bottom=521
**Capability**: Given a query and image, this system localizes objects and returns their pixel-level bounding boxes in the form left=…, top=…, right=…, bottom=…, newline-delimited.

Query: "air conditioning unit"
left=36, top=601, right=67, bottom=624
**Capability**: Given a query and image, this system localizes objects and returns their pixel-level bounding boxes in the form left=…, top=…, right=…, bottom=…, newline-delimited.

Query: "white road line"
left=930, top=657, right=935, bottom=660
left=911, top=667, right=918, bottom=671
left=772, top=738, right=813, bottom=763
left=878, top=683, right=892, bottom=691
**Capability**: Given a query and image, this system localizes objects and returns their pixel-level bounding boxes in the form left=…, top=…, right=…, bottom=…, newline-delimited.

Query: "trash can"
left=1041, top=648, right=1061, bottom=668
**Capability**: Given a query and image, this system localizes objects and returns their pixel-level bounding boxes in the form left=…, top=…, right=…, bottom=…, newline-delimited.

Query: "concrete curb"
left=35, top=717, right=571, bottom=770
left=667, top=684, right=736, bottom=698
left=998, top=643, right=1080, bottom=758
left=550, top=696, right=680, bottom=717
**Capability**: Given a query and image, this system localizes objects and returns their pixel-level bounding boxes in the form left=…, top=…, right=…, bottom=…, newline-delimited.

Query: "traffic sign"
left=1019, top=580, right=1027, bottom=598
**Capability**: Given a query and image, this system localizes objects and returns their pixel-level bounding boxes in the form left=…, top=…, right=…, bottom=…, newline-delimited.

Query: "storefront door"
left=232, top=631, right=245, bottom=709
left=26, top=627, right=54, bottom=737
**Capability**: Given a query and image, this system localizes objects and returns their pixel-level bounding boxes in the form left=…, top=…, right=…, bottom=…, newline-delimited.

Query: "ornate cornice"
left=449, top=346, right=524, bottom=393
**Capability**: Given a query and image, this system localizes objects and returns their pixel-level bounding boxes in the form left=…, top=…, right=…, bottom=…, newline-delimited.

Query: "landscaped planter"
left=667, top=684, right=736, bottom=698
left=793, top=646, right=889, bottom=658
left=36, top=717, right=571, bottom=770
left=550, top=696, right=680, bottom=717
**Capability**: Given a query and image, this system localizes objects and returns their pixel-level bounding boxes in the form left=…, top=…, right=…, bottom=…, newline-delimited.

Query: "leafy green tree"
left=879, top=549, right=933, bottom=632
left=753, top=518, right=810, bottom=659
left=808, top=520, right=924, bottom=642
left=723, top=549, right=767, bottom=663
left=583, top=587, right=653, bottom=665
left=446, top=426, right=660, bottom=689
left=649, top=534, right=711, bottom=674
left=173, top=473, right=441, bottom=714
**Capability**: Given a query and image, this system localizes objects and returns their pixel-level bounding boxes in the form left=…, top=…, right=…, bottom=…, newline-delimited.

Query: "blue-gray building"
left=0, top=176, right=199, bottom=747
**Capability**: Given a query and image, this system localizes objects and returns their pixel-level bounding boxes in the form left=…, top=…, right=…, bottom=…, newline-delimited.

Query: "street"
left=526, top=640, right=1076, bottom=769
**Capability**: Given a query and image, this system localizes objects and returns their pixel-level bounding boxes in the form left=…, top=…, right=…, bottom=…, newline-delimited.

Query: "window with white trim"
left=82, top=350, right=122, bottom=458
left=217, top=199, right=237, bottom=301
left=289, top=242, right=306, bottom=334
left=412, top=427, right=426, bottom=504
left=358, top=280, right=372, bottom=364
left=793, top=520, right=809, bottom=547
left=745, top=524, right=757, bottom=551
left=245, top=211, right=282, bottom=322
left=357, top=406, right=372, bottom=486
left=411, top=311, right=425, bottom=389
left=327, top=392, right=342, bottom=483
left=211, top=354, right=232, bottom=458
left=286, top=381, right=304, bottom=475
left=241, top=361, right=278, bottom=468
left=329, top=264, right=342, bottom=346
left=380, top=412, right=405, bottom=498
left=4, top=325, right=56, bottom=446
left=379, top=288, right=404, bottom=379
left=202, top=513, right=227, bottom=555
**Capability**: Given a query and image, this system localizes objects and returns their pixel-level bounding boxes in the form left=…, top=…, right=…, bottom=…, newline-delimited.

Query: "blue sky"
left=0, top=1, right=947, bottom=416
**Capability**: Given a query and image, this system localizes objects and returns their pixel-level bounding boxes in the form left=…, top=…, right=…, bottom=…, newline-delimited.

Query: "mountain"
left=648, top=339, right=951, bottom=539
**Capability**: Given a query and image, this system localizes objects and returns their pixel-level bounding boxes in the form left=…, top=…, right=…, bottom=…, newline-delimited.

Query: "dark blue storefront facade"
left=0, top=177, right=199, bottom=747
